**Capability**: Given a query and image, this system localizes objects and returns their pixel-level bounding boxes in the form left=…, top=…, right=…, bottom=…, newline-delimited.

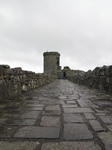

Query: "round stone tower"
left=43, top=51, right=60, bottom=75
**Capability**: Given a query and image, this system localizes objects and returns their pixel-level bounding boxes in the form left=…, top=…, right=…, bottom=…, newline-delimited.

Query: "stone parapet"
left=67, top=65, right=112, bottom=92
left=0, top=65, right=56, bottom=100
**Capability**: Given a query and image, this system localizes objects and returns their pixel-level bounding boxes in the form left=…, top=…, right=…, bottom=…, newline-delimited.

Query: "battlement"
left=43, top=51, right=60, bottom=56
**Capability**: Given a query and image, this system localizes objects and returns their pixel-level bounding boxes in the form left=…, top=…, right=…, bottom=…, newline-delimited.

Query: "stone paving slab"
left=14, top=126, right=60, bottom=138
left=77, top=99, right=89, bottom=107
left=94, top=108, right=106, bottom=113
left=0, top=141, right=39, bottom=150
left=21, top=111, right=40, bottom=119
left=68, top=95, right=79, bottom=99
left=43, top=110, right=60, bottom=115
left=59, top=96, right=67, bottom=99
left=96, top=112, right=107, bottom=116
left=41, top=141, right=101, bottom=150
left=84, top=113, right=96, bottom=120
left=9, top=119, right=23, bottom=126
left=45, top=105, right=60, bottom=110
left=11, top=119, right=36, bottom=126
left=40, top=116, right=60, bottom=127
left=62, top=104, right=77, bottom=108
left=64, top=114, right=84, bottom=123
left=106, top=125, right=112, bottom=131
left=66, top=100, right=76, bottom=104
left=39, top=100, right=58, bottom=105
left=21, top=119, right=36, bottom=125
left=63, top=107, right=93, bottom=113
left=38, top=97, right=50, bottom=101
left=29, top=107, right=43, bottom=111
left=99, top=116, right=112, bottom=124
left=98, top=132, right=112, bottom=150
left=89, top=120, right=104, bottom=131
left=84, top=100, right=99, bottom=108
left=26, top=104, right=43, bottom=107
left=1, top=79, right=112, bottom=150
left=64, top=123, right=93, bottom=140
left=0, top=126, right=17, bottom=138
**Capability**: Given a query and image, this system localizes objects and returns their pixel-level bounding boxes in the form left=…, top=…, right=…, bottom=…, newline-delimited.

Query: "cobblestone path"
left=0, top=80, right=112, bottom=150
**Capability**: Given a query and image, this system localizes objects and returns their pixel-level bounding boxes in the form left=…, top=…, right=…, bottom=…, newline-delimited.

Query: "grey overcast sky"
left=0, top=0, right=112, bottom=73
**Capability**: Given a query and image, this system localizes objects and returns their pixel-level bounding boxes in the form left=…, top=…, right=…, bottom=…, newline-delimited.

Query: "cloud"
left=0, top=0, right=112, bottom=72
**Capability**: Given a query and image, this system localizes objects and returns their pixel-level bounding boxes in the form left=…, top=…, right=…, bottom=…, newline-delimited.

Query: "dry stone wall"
left=67, top=65, right=112, bottom=93
left=0, top=65, right=56, bottom=100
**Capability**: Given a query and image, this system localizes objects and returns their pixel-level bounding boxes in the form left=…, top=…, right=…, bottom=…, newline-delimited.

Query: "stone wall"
left=67, top=65, right=112, bottom=93
left=0, top=65, right=56, bottom=100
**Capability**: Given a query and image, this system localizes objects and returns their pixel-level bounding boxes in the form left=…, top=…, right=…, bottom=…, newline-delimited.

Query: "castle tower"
left=43, top=51, right=60, bottom=75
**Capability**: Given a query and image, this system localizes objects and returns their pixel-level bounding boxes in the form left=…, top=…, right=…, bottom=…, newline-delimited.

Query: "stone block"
left=0, top=67, right=6, bottom=76
left=14, top=126, right=60, bottom=138
left=64, top=114, right=84, bottom=123
left=98, top=132, right=112, bottom=150
left=0, top=65, right=10, bottom=76
left=106, top=125, right=112, bottom=131
left=0, top=81, right=8, bottom=100
left=62, top=104, right=77, bottom=108
left=43, top=110, right=60, bottom=115
left=0, top=141, right=38, bottom=150
left=22, top=84, right=27, bottom=91
left=21, top=111, right=40, bottom=119
left=109, top=65, right=112, bottom=76
left=64, top=123, right=93, bottom=140
left=66, top=100, right=76, bottom=104
left=41, top=141, right=101, bottom=150
left=63, top=108, right=93, bottom=113
left=21, top=119, right=36, bottom=125
left=45, top=105, right=60, bottom=110
left=7, top=82, right=15, bottom=97
left=84, top=113, right=96, bottom=120
left=89, top=120, right=104, bottom=131
left=77, top=99, right=88, bottom=107
left=7, top=68, right=22, bottom=75
left=99, top=116, right=112, bottom=124
left=40, top=116, right=60, bottom=127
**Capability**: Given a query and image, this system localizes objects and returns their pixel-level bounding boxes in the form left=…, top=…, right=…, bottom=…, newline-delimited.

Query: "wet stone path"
left=0, top=80, right=112, bottom=150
